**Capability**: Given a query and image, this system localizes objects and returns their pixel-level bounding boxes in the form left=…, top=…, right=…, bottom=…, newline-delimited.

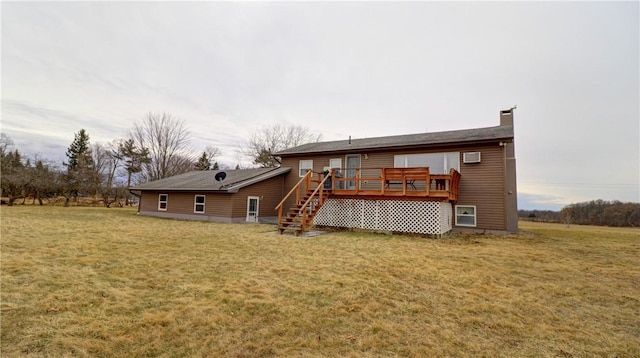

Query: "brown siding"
left=456, top=145, right=506, bottom=231
left=280, top=154, right=356, bottom=210
left=140, top=190, right=233, bottom=217
left=230, top=175, right=285, bottom=220
left=280, top=143, right=508, bottom=231
left=139, top=175, right=285, bottom=222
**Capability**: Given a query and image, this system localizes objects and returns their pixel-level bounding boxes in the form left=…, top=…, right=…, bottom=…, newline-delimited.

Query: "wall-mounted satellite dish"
left=214, top=171, right=227, bottom=185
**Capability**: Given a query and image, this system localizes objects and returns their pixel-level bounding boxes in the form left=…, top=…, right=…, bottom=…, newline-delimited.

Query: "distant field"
left=1, top=206, right=638, bottom=357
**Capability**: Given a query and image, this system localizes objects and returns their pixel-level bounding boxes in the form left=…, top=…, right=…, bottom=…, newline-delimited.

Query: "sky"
left=1, top=1, right=638, bottom=210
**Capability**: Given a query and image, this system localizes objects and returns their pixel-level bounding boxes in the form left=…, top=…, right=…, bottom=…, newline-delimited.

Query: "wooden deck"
left=276, top=167, right=461, bottom=235
left=328, top=167, right=460, bottom=202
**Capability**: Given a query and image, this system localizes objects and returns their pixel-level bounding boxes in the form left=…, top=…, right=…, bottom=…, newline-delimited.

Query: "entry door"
left=345, top=154, right=361, bottom=190
left=246, top=196, right=259, bottom=222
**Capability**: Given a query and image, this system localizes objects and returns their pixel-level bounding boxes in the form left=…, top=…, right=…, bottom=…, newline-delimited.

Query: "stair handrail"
left=276, top=170, right=313, bottom=227
left=298, top=170, right=333, bottom=228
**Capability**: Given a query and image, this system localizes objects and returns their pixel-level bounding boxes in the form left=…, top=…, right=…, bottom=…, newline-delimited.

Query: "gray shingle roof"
left=275, top=125, right=514, bottom=156
left=131, top=167, right=291, bottom=192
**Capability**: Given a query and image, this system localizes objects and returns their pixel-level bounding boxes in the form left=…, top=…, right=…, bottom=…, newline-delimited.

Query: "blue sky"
left=2, top=2, right=638, bottom=210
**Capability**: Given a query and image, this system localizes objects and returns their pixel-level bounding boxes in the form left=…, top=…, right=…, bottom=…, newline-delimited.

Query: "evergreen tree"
left=65, top=129, right=93, bottom=171
left=120, top=138, right=151, bottom=205
left=120, top=139, right=151, bottom=187
left=194, top=152, right=211, bottom=171
left=63, top=129, right=98, bottom=202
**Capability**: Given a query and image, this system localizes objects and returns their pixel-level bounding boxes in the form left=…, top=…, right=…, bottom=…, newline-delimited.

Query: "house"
left=131, top=167, right=290, bottom=223
left=274, top=109, right=518, bottom=236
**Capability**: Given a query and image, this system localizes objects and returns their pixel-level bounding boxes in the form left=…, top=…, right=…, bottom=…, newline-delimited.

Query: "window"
left=299, top=160, right=313, bottom=177
left=329, top=158, right=342, bottom=176
left=194, top=195, right=205, bottom=214
left=455, top=205, right=476, bottom=227
left=158, top=194, right=168, bottom=211
left=329, top=158, right=342, bottom=170
left=394, top=152, right=460, bottom=174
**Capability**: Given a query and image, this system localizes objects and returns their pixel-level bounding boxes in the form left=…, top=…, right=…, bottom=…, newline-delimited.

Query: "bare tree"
left=25, top=156, right=59, bottom=205
left=93, top=141, right=125, bottom=207
left=243, top=123, right=322, bottom=167
left=1, top=147, right=27, bottom=205
left=119, top=138, right=150, bottom=205
left=129, top=112, right=193, bottom=181
left=167, top=154, right=195, bottom=175
left=194, top=146, right=221, bottom=171
left=205, top=146, right=220, bottom=163
left=0, top=133, right=14, bottom=157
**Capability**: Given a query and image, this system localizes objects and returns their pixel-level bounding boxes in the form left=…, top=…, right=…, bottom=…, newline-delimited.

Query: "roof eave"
left=131, top=187, right=233, bottom=193
left=130, top=167, right=291, bottom=192
left=278, top=135, right=514, bottom=157
left=223, top=167, right=291, bottom=192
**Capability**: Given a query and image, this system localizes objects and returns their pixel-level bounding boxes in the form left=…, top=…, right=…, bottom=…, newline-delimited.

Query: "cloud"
left=1, top=1, right=638, bottom=207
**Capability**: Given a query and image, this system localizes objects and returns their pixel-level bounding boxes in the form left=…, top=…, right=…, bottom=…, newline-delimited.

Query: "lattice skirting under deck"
left=313, top=198, right=452, bottom=235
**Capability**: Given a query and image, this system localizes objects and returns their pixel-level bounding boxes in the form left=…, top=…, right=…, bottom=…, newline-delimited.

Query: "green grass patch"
left=1, top=206, right=638, bottom=357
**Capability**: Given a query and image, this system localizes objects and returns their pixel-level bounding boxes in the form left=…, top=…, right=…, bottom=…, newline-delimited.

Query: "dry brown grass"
left=1, top=206, right=638, bottom=357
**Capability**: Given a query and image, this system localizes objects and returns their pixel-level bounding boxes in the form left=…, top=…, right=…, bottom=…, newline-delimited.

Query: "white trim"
left=329, top=158, right=342, bottom=170
left=394, top=152, right=460, bottom=174
left=344, top=154, right=361, bottom=190
left=299, top=160, right=313, bottom=177
left=194, top=195, right=205, bottom=214
left=313, top=199, right=452, bottom=236
left=455, top=205, right=477, bottom=227
left=158, top=194, right=168, bottom=211
left=463, top=152, right=481, bottom=164
left=246, top=196, right=260, bottom=222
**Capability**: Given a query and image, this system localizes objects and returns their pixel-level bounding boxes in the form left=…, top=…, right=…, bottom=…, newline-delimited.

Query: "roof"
left=131, top=167, right=291, bottom=193
left=275, top=125, right=514, bottom=156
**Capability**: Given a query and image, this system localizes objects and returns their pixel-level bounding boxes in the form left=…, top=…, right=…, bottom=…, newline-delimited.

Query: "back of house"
left=275, top=109, right=518, bottom=235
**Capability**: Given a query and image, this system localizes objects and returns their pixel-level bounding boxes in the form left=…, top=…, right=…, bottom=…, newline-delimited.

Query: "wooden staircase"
left=276, top=171, right=332, bottom=236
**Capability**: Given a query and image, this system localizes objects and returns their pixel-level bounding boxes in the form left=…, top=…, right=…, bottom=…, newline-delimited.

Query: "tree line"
left=519, top=200, right=640, bottom=227
left=1, top=112, right=319, bottom=207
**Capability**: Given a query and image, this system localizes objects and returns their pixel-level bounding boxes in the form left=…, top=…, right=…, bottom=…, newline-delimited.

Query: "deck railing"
left=276, top=170, right=331, bottom=233
left=328, top=167, right=461, bottom=201
left=297, top=173, right=332, bottom=228
left=276, top=170, right=313, bottom=227
left=276, top=167, right=461, bottom=233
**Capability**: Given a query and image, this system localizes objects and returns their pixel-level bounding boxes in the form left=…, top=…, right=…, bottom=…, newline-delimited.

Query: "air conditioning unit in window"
left=463, top=152, right=481, bottom=164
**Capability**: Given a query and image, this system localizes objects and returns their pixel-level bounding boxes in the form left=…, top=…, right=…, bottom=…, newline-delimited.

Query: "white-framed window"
left=158, top=194, right=168, bottom=211
left=394, top=152, right=460, bottom=174
left=299, top=159, right=313, bottom=177
left=194, top=195, right=205, bottom=214
left=455, top=205, right=476, bottom=227
left=329, top=158, right=342, bottom=171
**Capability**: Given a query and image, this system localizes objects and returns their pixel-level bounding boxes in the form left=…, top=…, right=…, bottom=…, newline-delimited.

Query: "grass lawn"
left=1, top=206, right=638, bottom=357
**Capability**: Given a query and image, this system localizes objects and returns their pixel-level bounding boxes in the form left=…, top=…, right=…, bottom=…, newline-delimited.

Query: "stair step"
left=278, top=183, right=330, bottom=235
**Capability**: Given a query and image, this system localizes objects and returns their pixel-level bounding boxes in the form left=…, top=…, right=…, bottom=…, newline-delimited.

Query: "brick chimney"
left=499, top=107, right=518, bottom=233
left=500, top=108, right=514, bottom=127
